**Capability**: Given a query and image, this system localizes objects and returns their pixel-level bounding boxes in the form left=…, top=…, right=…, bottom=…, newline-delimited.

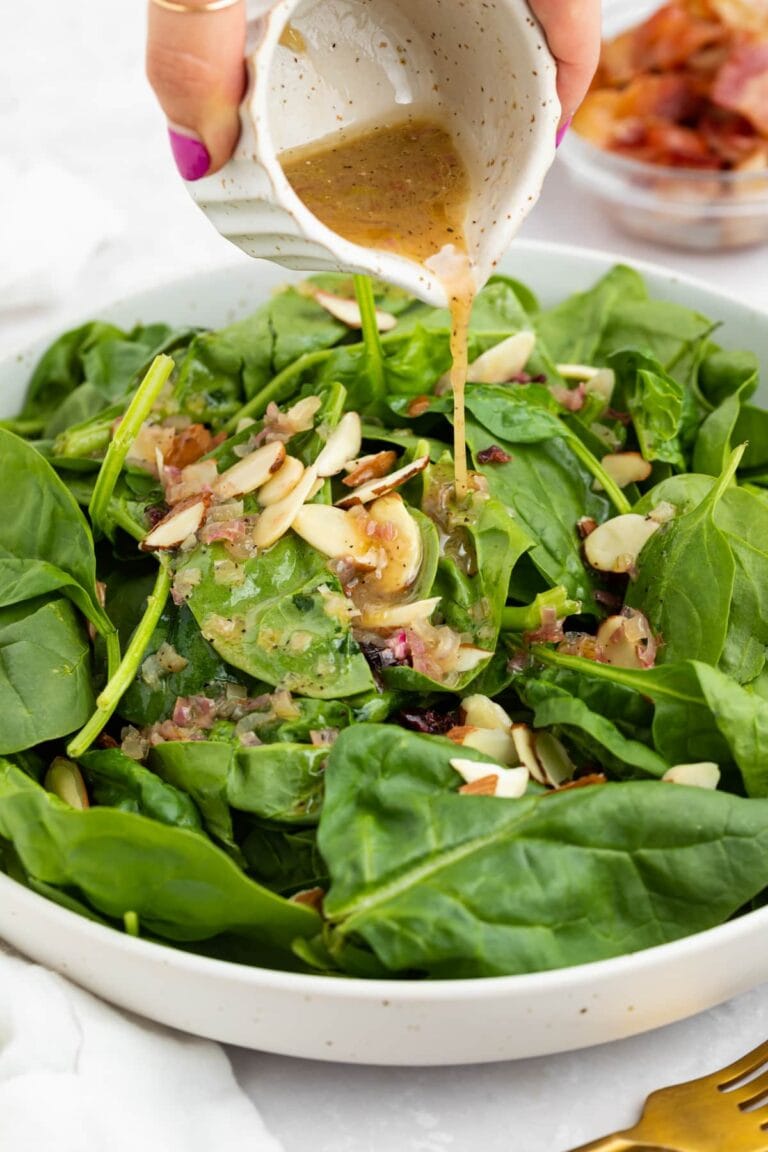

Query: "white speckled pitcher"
left=190, top=0, right=560, bottom=307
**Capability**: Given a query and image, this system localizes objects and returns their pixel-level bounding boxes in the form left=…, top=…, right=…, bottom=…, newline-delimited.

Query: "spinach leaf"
left=0, top=597, right=94, bottom=754
left=240, top=821, right=327, bottom=895
left=533, top=649, right=768, bottom=797
left=536, top=265, right=648, bottom=364
left=319, top=725, right=768, bottom=977
left=734, top=405, right=768, bottom=473
left=227, top=744, right=327, bottom=825
left=180, top=534, right=376, bottom=699
left=150, top=741, right=238, bottom=852
left=635, top=473, right=768, bottom=684
left=0, top=429, right=115, bottom=650
left=78, top=748, right=202, bottom=831
left=518, top=679, right=669, bottom=779
left=627, top=448, right=742, bottom=666
left=0, top=760, right=318, bottom=947
left=119, top=599, right=247, bottom=727
left=596, top=300, right=715, bottom=388
left=467, top=418, right=608, bottom=609
left=698, top=347, right=759, bottom=407
left=609, top=349, right=686, bottom=467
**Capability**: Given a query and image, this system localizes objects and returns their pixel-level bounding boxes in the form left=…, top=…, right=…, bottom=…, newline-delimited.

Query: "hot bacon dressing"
left=280, top=117, right=475, bottom=500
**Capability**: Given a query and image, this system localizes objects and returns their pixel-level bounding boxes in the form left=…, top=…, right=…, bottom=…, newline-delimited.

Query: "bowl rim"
left=1, top=235, right=767, bottom=1005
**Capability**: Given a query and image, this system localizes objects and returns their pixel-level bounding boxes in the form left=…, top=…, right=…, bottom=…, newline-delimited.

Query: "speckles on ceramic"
left=189, top=0, right=559, bottom=307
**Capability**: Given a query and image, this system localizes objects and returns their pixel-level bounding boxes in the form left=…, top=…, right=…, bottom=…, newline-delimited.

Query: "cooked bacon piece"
left=713, top=42, right=768, bottom=134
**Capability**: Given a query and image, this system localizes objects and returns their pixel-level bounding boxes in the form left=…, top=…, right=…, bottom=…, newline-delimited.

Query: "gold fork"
left=568, top=1039, right=768, bottom=1151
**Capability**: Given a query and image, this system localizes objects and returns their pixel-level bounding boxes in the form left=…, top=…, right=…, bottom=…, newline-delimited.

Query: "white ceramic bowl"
left=1, top=240, right=767, bottom=1066
left=189, top=0, right=559, bottom=306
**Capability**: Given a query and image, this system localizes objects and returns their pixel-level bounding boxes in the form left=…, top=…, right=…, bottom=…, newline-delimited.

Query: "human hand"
left=146, top=0, right=248, bottom=181
left=529, top=0, right=602, bottom=139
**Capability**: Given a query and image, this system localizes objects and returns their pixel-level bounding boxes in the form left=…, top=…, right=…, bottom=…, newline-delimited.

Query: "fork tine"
left=732, top=1069, right=768, bottom=1115
left=718, top=1040, right=768, bottom=1089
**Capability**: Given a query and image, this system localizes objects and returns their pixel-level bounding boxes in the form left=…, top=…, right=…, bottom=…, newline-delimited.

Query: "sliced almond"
left=556, top=363, right=602, bottom=381
left=598, top=452, right=652, bottom=490
left=596, top=615, right=649, bottom=669
left=292, top=504, right=371, bottom=562
left=648, top=501, right=677, bottom=525
left=662, top=762, right=720, bottom=789
left=459, top=727, right=519, bottom=766
left=364, top=494, right=423, bottom=596
left=252, top=465, right=318, bottom=549
left=336, top=455, right=429, bottom=508
left=461, top=694, right=513, bottom=732
left=214, top=441, right=286, bottom=500
left=512, top=723, right=546, bottom=784
left=314, top=412, right=362, bottom=478
left=314, top=290, right=397, bottom=333
left=583, top=513, right=660, bottom=574
left=343, top=450, right=398, bottom=488
left=467, top=331, right=536, bottom=384
left=44, top=757, right=89, bottom=810
left=584, top=368, right=615, bottom=406
left=358, top=596, right=441, bottom=630
left=533, top=731, right=575, bottom=788
left=140, top=494, right=210, bottom=552
left=450, top=758, right=529, bottom=799
left=459, top=775, right=500, bottom=796
left=258, top=455, right=305, bottom=506
left=453, top=646, right=494, bottom=673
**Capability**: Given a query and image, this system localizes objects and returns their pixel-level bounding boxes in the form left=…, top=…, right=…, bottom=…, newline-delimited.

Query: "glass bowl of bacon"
left=561, top=0, right=768, bottom=250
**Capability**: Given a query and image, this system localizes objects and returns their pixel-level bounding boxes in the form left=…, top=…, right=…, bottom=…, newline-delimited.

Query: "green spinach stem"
left=353, top=275, right=387, bottom=398
left=67, top=560, right=171, bottom=758
left=501, top=586, right=581, bottom=632
left=88, top=355, right=175, bottom=539
left=565, top=433, right=632, bottom=515
left=225, top=348, right=334, bottom=433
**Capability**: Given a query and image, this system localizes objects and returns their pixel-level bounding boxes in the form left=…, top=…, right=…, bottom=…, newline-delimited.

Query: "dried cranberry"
left=477, top=445, right=512, bottom=465
left=397, top=707, right=462, bottom=735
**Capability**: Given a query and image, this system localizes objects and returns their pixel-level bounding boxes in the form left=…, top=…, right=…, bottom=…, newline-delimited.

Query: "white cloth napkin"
left=0, top=947, right=284, bottom=1152
left=0, top=158, right=122, bottom=312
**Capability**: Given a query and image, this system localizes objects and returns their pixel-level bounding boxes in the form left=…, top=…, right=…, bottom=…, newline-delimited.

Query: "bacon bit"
left=96, top=732, right=119, bottom=750
left=342, top=450, right=398, bottom=487
left=524, top=605, right=565, bottom=645
left=577, top=516, right=598, bottom=539
left=459, top=775, right=499, bottom=796
left=292, top=887, right=326, bottom=912
left=477, top=445, right=513, bottom=465
left=172, top=695, right=217, bottom=730
left=713, top=42, right=768, bottom=135
left=510, top=372, right=548, bottom=384
left=552, top=773, right=608, bottom=793
left=550, top=383, right=586, bottom=412
left=407, top=395, right=432, bottom=418
left=164, top=424, right=218, bottom=470
left=199, top=518, right=249, bottom=546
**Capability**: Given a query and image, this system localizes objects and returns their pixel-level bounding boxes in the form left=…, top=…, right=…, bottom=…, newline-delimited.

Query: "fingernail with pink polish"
left=556, top=115, right=573, bottom=149
left=168, top=127, right=211, bottom=181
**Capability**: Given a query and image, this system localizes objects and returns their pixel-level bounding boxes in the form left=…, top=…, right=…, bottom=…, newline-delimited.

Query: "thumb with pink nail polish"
left=146, top=0, right=248, bottom=180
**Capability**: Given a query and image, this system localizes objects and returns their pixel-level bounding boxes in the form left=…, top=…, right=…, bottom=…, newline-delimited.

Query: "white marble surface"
left=3, top=3, right=768, bottom=1150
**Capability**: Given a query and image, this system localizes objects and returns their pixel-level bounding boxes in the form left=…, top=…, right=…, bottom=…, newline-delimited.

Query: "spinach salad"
left=2, top=266, right=768, bottom=980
